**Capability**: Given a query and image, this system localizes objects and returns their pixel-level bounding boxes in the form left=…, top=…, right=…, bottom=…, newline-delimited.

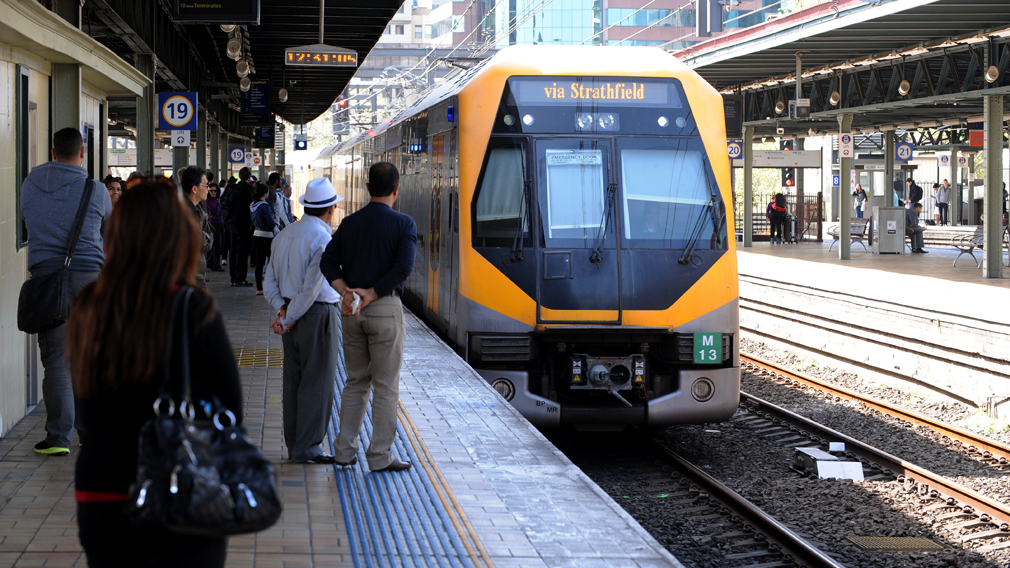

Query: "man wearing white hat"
left=264, top=177, right=344, bottom=464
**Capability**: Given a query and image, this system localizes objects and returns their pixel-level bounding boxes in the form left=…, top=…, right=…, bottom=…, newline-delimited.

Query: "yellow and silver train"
left=313, top=46, right=739, bottom=427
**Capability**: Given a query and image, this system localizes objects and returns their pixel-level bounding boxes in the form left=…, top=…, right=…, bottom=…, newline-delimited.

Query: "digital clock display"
left=285, top=50, right=358, bottom=67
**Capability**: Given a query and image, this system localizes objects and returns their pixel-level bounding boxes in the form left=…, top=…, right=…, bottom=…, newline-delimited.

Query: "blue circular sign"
left=940, top=155, right=950, bottom=164
left=727, top=142, right=743, bottom=159
left=896, top=143, right=913, bottom=161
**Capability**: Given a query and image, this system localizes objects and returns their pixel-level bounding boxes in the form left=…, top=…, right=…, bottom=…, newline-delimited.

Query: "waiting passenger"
left=322, top=162, right=417, bottom=472
left=206, top=183, right=224, bottom=272
left=767, top=193, right=787, bottom=244
left=21, top=127, right=113, bottom=455
left=852, top=184, right=867, bottom=219
left=67, top=179, right=241, bottom=566
left=104, top=176, right=123, bottom=208
left=180, top=166, right=210, bottom=287
left=264, top=177, right=343, bottom=464
left=906, top=178, right=923, bottom=207
left=906, top=203, right=928, bottom=254
left=934, top=182, right=950, bottom=226
left=250, top=183, right=276, bottom=295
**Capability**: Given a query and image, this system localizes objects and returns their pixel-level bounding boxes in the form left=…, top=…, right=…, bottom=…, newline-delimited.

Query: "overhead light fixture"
left=935, top=39, right=957, bottom=48
left=240, top=77, right=251, bottom=92
left=226, top=38, right=242, bottom=60
left=898, top=79, right=911, bottom=96
left=964, top=34, right=988, bottom=44
left=236, top=60, right=250, bottom=78
left=220, top=24, right=236, bottom=33
left=829, top=91, right=841, bottom=106
left=775, top=101, right=786, bottom=114
left=837, top=62, right=856, bottom=70
left=986, top=65, right=1000, bottom=83
left=764, top=136, right=775, bottom=143
left=905, top=46, right=929, bottom=56
left=880, top=52, right=902, bottom=60
left=279, top=88, right=289, bottom=103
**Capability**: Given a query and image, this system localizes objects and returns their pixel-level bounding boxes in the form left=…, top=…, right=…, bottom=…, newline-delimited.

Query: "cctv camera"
left=776, top=127, right=785, bottom=135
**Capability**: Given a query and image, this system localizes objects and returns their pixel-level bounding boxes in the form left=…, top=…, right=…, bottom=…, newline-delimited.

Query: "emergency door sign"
left=839, top=134, right=854, bottom=158
left=158, top=92, right=198, bottom=131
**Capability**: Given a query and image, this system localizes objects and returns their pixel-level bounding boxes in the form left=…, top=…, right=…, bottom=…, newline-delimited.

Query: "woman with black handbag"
left=67, top=179, right=244, bottom=567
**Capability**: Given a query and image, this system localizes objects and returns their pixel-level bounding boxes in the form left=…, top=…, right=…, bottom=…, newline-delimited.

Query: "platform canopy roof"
left=674, top=0, right=1010, bottom=136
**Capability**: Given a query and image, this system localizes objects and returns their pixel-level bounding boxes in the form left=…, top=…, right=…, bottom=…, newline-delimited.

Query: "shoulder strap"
left=160, top=287, right=195, bottom=408
left=63, top=179, right=95, bottom=268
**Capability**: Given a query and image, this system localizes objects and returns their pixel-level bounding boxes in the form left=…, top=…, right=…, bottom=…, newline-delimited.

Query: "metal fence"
left=735, top=193, right=823, bottom=242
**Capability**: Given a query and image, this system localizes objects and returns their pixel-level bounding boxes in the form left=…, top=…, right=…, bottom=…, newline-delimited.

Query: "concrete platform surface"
left=0, top=274, right=682, bottom=568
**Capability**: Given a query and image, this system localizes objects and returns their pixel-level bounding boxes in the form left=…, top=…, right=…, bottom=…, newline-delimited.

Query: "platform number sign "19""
left=693, top=333, right=723, bottom=364
left=163, top=96, right=192, bottom=128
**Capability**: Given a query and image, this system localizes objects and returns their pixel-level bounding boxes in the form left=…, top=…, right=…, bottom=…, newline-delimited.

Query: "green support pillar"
left=172, top=145, right=188, bottom=182
left=51, top=63, right=81, bottom=134
left=220, top=132, right=230, bottom=181
left=135, top=54, right=155, bottom=175
left=838, top=113, right=854, bottom=260
left=884, top=130, right=895, bottom=207
left=209, top=123, right=219, bottom=182
left=742, top=126, right=754, bottom=247
left=952, top=148, right=961, bottom=226
left=795, top=137, right=805, bottom=235
left=983, top=95, right=1004, bottom=278
left=196, top=108, right=207, bottom=169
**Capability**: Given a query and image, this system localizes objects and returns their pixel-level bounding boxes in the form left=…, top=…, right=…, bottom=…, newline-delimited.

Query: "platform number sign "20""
left=727, top=142, right=743, bottom=160
left=693, top=333, right=723, bottom=364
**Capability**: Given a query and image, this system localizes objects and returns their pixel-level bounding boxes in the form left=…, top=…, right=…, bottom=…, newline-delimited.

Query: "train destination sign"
left=173, top=0, right=260, bottom=24
left=513, top=78, right=681, bottom=107
left=285, top=44, right=358, bottom=68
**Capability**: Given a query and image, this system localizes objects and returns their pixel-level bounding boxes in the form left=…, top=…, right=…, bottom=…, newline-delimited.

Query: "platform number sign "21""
left=693, top=333, right=723, bottom=364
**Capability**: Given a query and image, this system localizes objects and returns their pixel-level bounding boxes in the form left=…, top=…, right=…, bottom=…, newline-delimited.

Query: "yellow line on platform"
left=398, top=400, right=495, bottom=568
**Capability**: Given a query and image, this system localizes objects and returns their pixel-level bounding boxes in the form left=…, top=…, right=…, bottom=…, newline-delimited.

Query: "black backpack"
left=220, top=187, right=240, bottom=223
left=909, top=184, right=923, bottom=204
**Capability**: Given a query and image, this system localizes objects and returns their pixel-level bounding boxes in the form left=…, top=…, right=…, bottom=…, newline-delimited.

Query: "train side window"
left=472, top=142, right=529, bottom=247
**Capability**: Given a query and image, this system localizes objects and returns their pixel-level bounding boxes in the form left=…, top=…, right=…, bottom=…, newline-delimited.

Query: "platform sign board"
left=242, top=80, right=272, bottom=126
left=832, top=175, right=840, bottom=187
left=723, top=95, right=743, bottom=139
left=958, top=155, right=968, bottom=167
left=254, top=126, right=274, bottom=149
left=940, top=155, right=950, bottom=165
left=969, top=130, right=984, bottom=147
left=229, top=147, right=245, bottom=164
left=839, top=133, right=854, bottom=158
left=158, top=92, right=197, bottom=131
left=173, top=0, right=260, bottom=24
left=109, top=149, right=136, bottom=167
left=731, top=150, right=820, bottom=168
left=154, top=148, right=173, bottom=168
left=895, top=142, right=913, bottom=162
left=693, top=333, right=722, bottom=364
left=727, top=141, right=743, bottom=160
left=171, top=130, right=190, bottom=147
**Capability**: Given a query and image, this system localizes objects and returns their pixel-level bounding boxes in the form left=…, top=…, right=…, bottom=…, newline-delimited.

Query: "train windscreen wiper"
left=678, top=196, right=718, bottom=266
left=590, top=182, right=617, bottom=266
left=507, top=178, right=531, bottom=264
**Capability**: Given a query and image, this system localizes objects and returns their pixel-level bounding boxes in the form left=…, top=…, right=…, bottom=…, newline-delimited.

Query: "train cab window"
left=618, top=141, right=723, bottom=249
left=536, top=140, right=613, bottom=249
left=473, top=143, right=529, bottom=247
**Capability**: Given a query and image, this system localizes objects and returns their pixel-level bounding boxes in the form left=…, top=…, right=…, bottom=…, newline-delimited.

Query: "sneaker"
left=34, top=441, right=70, bottom=455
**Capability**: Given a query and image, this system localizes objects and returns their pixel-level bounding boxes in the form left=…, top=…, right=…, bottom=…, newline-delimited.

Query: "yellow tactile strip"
left=233, top=348, right=284, bottom=368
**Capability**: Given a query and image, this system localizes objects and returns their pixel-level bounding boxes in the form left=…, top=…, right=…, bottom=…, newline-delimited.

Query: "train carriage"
left=319, top=45, right=740, bottom=428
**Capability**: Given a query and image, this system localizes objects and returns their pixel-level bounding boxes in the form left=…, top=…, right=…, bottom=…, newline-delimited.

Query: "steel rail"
left=652, top=439, right=848, bottom=568
left=742, top=353, right=1010, bottom=465
left=741, top=392, right=1010, bottom=539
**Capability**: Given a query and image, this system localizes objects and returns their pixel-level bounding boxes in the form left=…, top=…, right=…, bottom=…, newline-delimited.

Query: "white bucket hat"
left=299, top=177, right=344, bottom=208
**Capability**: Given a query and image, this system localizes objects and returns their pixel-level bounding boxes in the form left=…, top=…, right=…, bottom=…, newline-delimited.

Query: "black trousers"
left=769, top=212, right=786, bottom=241
left=208, top=222, right=224, bottom=270
left=228, top=225, right=251, bottom=284
left=253, top=235, right=273, bottom=291
left=937, top=203, right=948, bottom=225
left=78, top=501, right=226, bottom=568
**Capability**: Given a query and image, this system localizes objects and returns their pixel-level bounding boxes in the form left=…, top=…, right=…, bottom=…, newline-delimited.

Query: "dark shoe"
left=300, top=454, right=337, bottom=465
left=34, top=441, right=70, bottom=455
left=334, top=456, right=358, bottom=467
left=918, top=248, right=929, bottom=253
left=372, top=460, right=411, bottom=472
left=238, top=281, right=254, bottom=287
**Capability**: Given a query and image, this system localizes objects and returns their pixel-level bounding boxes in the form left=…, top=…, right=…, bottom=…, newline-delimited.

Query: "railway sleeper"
left=977, top=538, right=1010, bottom=553
left=725, top=550, right=780, bottom=560
left=961, top=528, right=1010, bottom=542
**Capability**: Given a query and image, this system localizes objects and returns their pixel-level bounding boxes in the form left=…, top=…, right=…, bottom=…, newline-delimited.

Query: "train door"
left=534, top=138, right=621, bottom=324
left=439, top=132, right=456, bottom=333
left=446, top=130, right=460, bottom=343
left=426, top=134, right=446, bottom=329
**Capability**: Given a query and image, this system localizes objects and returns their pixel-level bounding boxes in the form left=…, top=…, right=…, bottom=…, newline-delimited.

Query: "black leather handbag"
left=124, top=287, right=282, bottom=536
left=17, top=180, right=95, bottom=334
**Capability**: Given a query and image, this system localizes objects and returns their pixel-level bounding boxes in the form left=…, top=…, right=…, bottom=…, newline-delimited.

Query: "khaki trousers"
left=335, top=296, right=405, bottom=470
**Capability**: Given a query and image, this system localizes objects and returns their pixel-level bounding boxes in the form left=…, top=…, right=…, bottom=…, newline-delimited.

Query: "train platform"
left=737, top=238, right=1010, bottom=416
left=0, top=276, right=681, bottom=568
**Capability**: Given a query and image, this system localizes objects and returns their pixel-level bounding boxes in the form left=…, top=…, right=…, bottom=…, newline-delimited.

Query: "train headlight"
left=657, top=116, right=669, bottom=127
left=597, top=113, right=616, bottom=130
left=491, top=378, right=515, bottom=401
left=522, top=114, right=535, bottom=126
left=576, top=113, right=593, bottom=130
left=691, top=378, right=715, bottom=402
left=675, top=117, right=687, bottom=128
left=503, top=114, right=515, bottom=126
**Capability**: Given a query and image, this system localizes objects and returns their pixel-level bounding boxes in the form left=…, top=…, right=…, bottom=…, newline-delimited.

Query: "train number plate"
left=693, top=333, right=722, bottom=364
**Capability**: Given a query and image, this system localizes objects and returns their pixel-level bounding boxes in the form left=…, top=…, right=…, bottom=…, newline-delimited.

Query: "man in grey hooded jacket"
left=22, top=127, right=112, bottom=455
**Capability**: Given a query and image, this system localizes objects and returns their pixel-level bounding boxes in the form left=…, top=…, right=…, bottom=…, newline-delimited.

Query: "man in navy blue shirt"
left=321, top=162, right=417, bottom=472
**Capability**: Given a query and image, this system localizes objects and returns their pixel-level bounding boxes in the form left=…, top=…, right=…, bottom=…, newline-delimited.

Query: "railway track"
left=741, top=352, right=1010, bottom=467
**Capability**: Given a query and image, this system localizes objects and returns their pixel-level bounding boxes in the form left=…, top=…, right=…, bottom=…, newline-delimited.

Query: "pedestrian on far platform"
left=206, top=183, right=225, bottom=271
left=321, top=162, right=417, bottom=473
left=250, top=183, right=276, bottom=295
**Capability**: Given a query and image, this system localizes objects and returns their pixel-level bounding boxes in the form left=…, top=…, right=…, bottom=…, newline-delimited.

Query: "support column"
left=220, top=132, right=230, bottom=181
left=838, top=113, right=854, bottom=260
left=795, top=137, right=805, bottom=238
left=135, top=54, right=156, bottom=176
left=245, top=139, right=252, bottom=179
left=983, top=95, right=1004, bottom=278
left=743, top=126, right=754, bottom=248
left=952, top=148, right=961, bottom=226
left=884, top=130, right=895, bottom=206
left=196, top=108, right=207, bottom=169
left=51, top=63, right=81, bottom=134
left=259, top=149, right=267, bottom=181
left=209, top=123, right=220, bottom=181
left=172, top=146, right=188, bottom=181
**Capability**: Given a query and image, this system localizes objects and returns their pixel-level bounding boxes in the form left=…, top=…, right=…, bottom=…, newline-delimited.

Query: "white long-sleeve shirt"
left=264, top=215, right=340, bottom=326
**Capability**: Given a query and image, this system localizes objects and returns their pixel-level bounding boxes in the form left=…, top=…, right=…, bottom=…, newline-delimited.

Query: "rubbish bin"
left=872, top=206, right=905, bottom=254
